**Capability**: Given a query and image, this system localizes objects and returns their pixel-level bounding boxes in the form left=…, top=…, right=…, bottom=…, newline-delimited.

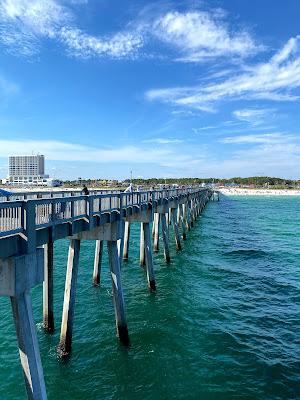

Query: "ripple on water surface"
left=0, top=195, right=299, bottom=399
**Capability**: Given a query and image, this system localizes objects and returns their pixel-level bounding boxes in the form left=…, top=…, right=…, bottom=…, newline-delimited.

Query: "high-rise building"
left=8, top=154, right=49, bottom=186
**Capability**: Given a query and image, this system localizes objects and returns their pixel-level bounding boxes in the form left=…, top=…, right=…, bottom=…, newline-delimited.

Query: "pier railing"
left=0, top=188, right=121, bottom=203
left=0, top=187, right=203, bottom=239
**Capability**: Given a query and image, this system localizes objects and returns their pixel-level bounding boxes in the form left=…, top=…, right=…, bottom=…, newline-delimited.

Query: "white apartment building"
left=8, top=155, right=50, bottom=186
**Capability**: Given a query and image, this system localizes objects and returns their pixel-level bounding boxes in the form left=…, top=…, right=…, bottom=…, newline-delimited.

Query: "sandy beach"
left=219, top=188, right=300, bottom=196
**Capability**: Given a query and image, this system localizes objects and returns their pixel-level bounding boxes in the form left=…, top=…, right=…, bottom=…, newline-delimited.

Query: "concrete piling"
left=123, top=221, right=130, bottom=260
left=189, top=202, right=194, bottom=228
left=153, top=213, right=160, bottom=252
left=142, top=222, right=156, bottom=291
left=179, top=204, right=187, bottom=240
left=183, top=203, right=190, bottom=231
left=43, top=242, right=54, bottom=332
left=160, top=213, right=171, bottom=262
left=194, top=199, right=198, bottom=217
left=168, top=209, right=172, bottom=225
left=177, top=206, right=181, bottom=225
left=93, top=240, right=103, bottom=286
left=184, top=203, right=191, bottom=231
left=11, top=291, right=47, bottom=400
left=117, top=219, right=125, bottom=264
left=58, top=239, right=80, bottom=357
left=107, top=240, right=129, bottom=345
left=139, top=222, right=145, bottom=266
left=171, top=208, right=182, bottom=250
left=152, top=216, right=155, bottom=239
left=191, top=200, right=196, bottom=223
left=200, top=197, right=205, bottom=212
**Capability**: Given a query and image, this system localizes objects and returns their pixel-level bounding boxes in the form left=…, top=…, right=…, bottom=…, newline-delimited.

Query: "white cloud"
left=171, top=109, right=197, bottom=116
left=60, top=27, right=143, bottom=59
left=0, top=139, right=168, bottom=162
left=151, top=11, right=260, bottom=62
left=142, top=138, right=183, bottom=144
left=203, top=144, right=300, bottom=178
left=0, top=0, right=143, bottom=58
left=0, top=139, right=198, bottom=168
left=161, top=139, right=300, bottom=178
left=1, top=137, right=299, bottom=179
left=193, top=125, right=218, bottom=132
left=0, top=0, right=71, bottom=35
left=220, top=132, right=293, bottom=144
left=233, top=108, right=275, bottom=125
left=0, top=2, right=261, bottom=62
left=226, top=142, right=300, bottom=176
left=146, top=36, right=300, bottom=110
left=0, top=0, right=71, bottom=57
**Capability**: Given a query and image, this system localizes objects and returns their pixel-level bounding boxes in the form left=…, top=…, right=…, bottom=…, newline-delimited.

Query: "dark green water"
left=0, top=196, right=300, bottom=399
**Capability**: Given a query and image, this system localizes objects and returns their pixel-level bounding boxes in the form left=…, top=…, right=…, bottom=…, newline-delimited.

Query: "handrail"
left=0, top=188, right=121, bottom=202
left=0, top=188, right=208, bottom=240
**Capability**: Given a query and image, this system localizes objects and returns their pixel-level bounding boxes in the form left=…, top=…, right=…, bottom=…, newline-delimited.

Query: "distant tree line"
left=124, top=177, right=299, bottom=188
left=63, top=178, right=119, bottom=187
left=63, top=176, right=300, bottom=189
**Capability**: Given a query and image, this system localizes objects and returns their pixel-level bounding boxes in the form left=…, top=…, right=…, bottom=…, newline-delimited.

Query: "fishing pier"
left=0, top=187, right=212, bottom=399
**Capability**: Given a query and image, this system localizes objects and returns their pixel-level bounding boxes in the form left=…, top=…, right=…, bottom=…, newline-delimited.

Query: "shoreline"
left=219, top=188, right=300, bottom=196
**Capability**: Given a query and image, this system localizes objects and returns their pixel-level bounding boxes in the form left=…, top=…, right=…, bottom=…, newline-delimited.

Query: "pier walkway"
left=0, top=187, right=212, bottom=399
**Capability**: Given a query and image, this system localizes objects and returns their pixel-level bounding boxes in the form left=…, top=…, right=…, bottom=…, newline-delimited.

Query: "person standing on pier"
left=82, top=185, right=89, bottom=195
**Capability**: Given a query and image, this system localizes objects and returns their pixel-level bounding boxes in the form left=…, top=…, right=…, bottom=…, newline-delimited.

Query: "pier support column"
left=188, top=202, right=193, bottom=229
left=1, top=250, right=46, bottom=399
left=11, top=291, right=47, bottom=400
left=123, top=221, right=130, bottom=260
left=194, top=199, right=198, bottom=218
left=117, top=219, right=125, bottom=265
left=199, top=197, right=203, bottom=214
left=143, top=222, right=156, bottom=291
left=160, top=213, right=171, bottom=263
left=107, top=241, right=129, bottom=345
left=93, top=240, right=103, bottom=286
left=152, top=216, right=155, bottom=239
left=200, top=197, right=204, bottom=213
left=191, top=200, right=196, bottom=223
left=43, top=242, right=54, bottom=332
left=179, top=204, right=187, bottom=240
left=153, top=213, right=160, bottom=252
left=189, top=201, right=194, bottom=228
left=177, top=206, right=181, bottom=225
left=58, top=239, right=80, bottom=357
left=194, top=199, right=198, bottom=219
left=164, top=213, right=169, bottom=232
left=171, top=208, right=182, bottom=250
left=184, top=203, right=191, bottom=231
left=140, top=222, right=145, bottom=266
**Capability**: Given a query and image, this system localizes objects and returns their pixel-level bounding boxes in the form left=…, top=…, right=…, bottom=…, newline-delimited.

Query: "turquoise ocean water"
left=0, top=195, right=299, bottom=399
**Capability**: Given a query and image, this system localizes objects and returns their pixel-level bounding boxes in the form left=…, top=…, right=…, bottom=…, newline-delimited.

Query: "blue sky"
left=0, top=0, right=299, bottom=180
